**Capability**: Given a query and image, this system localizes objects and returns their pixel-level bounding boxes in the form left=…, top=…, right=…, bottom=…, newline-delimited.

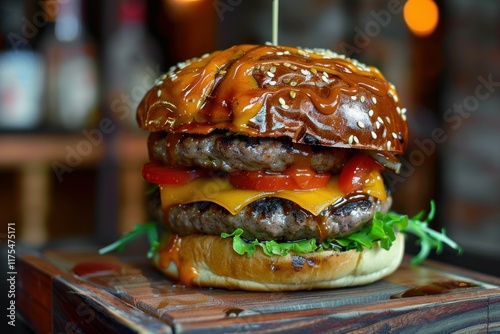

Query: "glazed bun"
left=152, top=233, right=405, bottom=291
left=137, top=44, right=408, bottom=153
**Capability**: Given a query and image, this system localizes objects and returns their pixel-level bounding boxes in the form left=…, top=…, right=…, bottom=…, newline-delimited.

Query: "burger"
left=101, top=44, right=459, bottom=291
left=132, top=44, right=411, bottom=291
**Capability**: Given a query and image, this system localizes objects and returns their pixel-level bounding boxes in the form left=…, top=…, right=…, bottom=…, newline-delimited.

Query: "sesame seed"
left=290, top=91, right=296, bottom=98
left=365, top=179, right=370, bottom=184
left=357, top=121, right=365, bottom=128
left=396, top=106, right=401, bottom=114
left=375, top=121, right=381, bottom=129
left=322, top=75, right=328, bottom=83
left=290, top=81, right=298, bottom=87
left=401, top=107, right=407, bottom=114
left=392, top=132, right=398, bottom=139
left=360, top=96, right=365, bottom=103
left=353, top=135, right=360, bottom=144
left=385, top=116, right=391, bottom=124
left=270, top=66, right=277, bottom=73
left=269, top=81, right=277, bottom=86
left=156, top=80, right=163, bottom=86
left=290, top=65, right=298, bottom=71
left=368, top=109, right=374, bottom=117
left=157, top=90, right=161, bottom=97
left=279, top=97, right=286, bottom=105
left=382, top=128, right=387, bottom=138
left=351, top=95, right=357, bottom=101
left=283, top=78, right=291, bottom=84
left=161, top=74, right=167, bottom=80
left=372, top=97, right=377, bottom=104
left=276, top=52, right=284, bottom=56
left=371, top=131, right=377, bottom=139
left=283, top=62, right=291, bottom=67
left=387, top=141, right=392, bottom=150
left=267, top=71, right=275, bottom=78
left=323, top=72, right=329, bottom=78
left=311, top=67, right=318, bottom=74
left=301, top=69, right=309, bottom=75
left=402, top=114, right=407, bottom=121
left=348, top=135, right=354, bottom=145
left=377, top=116, right=384, bottom=124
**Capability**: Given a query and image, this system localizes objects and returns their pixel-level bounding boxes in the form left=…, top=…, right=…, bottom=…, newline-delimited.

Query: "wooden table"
left=18, top=250, right=500, bottom=333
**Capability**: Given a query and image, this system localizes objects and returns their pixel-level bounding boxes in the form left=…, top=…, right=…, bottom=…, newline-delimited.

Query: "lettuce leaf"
left=221, top=228, right=318, bottom=257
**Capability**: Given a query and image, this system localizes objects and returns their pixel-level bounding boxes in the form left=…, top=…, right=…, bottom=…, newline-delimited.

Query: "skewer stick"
left=272, top=0, right=279, bottom=45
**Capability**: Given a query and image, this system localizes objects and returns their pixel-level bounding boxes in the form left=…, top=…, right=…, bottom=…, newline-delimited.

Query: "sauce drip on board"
left=72, top=261, right=121, bottom=276
left=390, top=280, right=478, bottom=299
left=224, top=308, right=244, bottom=317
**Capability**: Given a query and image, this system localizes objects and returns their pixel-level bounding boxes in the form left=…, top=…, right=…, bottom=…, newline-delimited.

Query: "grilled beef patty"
left=149, top=132, right=349, bottom=173
left=161, top=195, right=392, bottom=242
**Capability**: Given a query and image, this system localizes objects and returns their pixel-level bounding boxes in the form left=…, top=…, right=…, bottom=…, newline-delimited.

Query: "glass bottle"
left=0, top=0, right=44, bottom=131
left=37, top=0, right=99, bottom=132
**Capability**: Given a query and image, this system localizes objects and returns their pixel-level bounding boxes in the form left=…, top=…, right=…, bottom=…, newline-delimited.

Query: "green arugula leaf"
left=98, top=222, right=159, bottom=259
left=403, top=200, right=462, bottom=265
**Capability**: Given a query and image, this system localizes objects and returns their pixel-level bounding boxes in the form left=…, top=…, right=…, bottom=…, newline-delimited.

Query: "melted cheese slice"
left=160, top=172, right=386, bottom=216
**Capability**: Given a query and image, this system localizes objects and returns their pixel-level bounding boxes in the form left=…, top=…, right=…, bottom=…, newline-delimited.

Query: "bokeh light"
left=404, top=0, right=439, bottom=36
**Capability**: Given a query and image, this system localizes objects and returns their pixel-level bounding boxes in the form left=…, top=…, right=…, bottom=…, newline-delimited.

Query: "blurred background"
left=0, top=0, right=499, bottom=278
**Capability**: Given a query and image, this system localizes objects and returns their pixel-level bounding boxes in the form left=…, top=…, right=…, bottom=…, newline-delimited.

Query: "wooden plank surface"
left=18, top=250, right=500, bottom=333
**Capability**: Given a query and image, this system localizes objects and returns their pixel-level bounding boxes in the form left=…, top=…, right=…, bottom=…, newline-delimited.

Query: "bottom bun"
left=153, top=233, right=405, bottom=291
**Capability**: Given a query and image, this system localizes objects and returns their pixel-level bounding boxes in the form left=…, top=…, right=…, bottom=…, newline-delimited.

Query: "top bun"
left=137, top=44, right=408, bottom=153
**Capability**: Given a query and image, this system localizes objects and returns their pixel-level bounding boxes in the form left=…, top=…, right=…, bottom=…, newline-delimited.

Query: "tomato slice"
left=142, top=162, right=209, bottom=185
left=229, top=167, right=330, bottom=191
left=338, top=153, right=384, bottom=194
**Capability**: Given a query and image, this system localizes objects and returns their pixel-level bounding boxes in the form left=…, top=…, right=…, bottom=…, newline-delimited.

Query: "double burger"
left=136, top=44, right=409, bottom=291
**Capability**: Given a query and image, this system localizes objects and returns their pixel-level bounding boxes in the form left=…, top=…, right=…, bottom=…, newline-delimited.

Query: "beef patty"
left=160, top=195, right=392, bottom=242
left=149, top=132, right=349, bottom=173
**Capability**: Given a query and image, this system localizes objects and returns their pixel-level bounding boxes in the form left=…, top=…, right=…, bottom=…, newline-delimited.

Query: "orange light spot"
left=404, top=0, right=439, bottom=36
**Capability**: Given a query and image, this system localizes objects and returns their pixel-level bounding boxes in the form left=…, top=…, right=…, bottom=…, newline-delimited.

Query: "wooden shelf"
left=0, top=134, right=105, bottom=166
left=0, top=131, right=149, bottom=246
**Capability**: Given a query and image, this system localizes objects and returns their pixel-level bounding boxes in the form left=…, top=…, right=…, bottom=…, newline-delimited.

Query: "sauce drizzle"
left=390, top=280, right=478, bottom=299
left=158, top=234, right=199, bottom=287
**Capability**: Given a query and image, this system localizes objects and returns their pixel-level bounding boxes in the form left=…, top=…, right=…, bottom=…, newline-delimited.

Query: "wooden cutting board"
left=19, top=249, right=500, bottom=333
